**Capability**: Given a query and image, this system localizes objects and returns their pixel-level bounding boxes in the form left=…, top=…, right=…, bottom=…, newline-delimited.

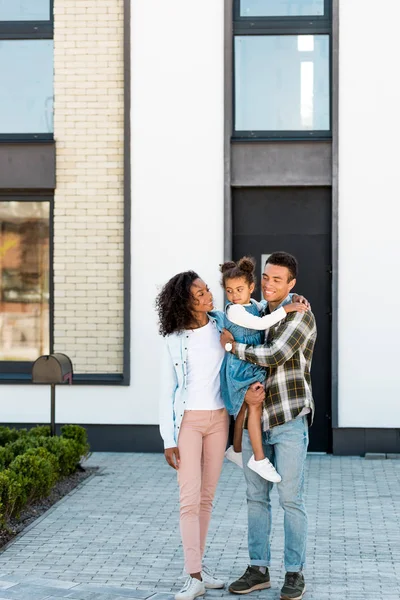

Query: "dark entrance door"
left=232, top=187, right=332, bottom=452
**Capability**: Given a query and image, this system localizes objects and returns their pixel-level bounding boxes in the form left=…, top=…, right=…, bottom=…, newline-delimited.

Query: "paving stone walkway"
left=0, top=453, right=399, bottom=600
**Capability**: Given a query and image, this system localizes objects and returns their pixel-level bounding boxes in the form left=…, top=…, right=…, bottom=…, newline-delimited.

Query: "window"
left=233, top=0, right=331, bottom=139
left=0, top=1, right=50, bottom=20
left=0, top=199, right=51, bottom=373
left=239, top=0, right=325, bottom=17
left=0, top=1, right=53, bottom=140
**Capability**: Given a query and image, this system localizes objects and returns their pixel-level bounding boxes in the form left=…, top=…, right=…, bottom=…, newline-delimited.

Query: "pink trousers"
left=178, top=408, right=229, bottom=574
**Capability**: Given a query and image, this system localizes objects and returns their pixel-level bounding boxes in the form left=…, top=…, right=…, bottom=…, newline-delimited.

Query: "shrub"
left=2, top=437, right=41, bottom=468
left=0, top=426, right=22, bottom=447
left=9, top=452, right=56, bottom=503
left=28, top=426, right=51, bottom=439
left=0, top=447, right=9, bottom=470
left=40, top=437, right=82, bottom=477
left=24, top=447, right=59, bottom=483
left=0, top=470, right=25, bottom=522
left=0, top=424, right=90, bottom=525
left=61, top=425, right=89, bottom=459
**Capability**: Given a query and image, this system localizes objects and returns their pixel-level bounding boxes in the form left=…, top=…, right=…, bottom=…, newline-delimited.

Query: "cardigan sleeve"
left=159, top=341, right=178, bottom=449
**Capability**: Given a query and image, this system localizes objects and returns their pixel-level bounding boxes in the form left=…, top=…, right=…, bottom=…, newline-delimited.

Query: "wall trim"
left=0, top=423, right=164, bottom=453
left=333, top=428, right=400, bottom=456
left=0, top=142, right=56, bottom=189
left=123, top=0, right=131, bottom=385
left=331, top=0, right=339, bottom=427
left=224, top=0, right=233, bottom=261
left=231, top=141, right=332, bottom=187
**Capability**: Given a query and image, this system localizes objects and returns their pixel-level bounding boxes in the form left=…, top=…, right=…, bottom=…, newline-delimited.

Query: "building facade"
left=0, top=0, right=399, bottom=455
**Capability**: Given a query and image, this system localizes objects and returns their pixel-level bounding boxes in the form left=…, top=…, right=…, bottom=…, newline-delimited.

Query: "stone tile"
left=0, top=453, right=398, bottom=600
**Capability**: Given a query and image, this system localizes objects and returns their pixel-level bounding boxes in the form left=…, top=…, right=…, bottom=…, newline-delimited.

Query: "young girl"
left=219, top=257, right=307, bottom=483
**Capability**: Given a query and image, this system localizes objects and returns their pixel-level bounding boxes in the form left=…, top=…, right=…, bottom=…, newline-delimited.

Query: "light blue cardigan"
left=159, top=311, right=226, bottom=449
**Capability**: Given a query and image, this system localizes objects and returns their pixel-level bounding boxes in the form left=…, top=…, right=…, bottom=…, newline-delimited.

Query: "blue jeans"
left=242, top=416, right=309, bottom=572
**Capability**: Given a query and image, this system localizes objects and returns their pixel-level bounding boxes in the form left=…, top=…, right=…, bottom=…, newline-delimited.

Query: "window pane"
left=0, top=202, right=50, bottom=361
left=0, top=40, right=53, bottom=134
left=235, top=35, right=330, bottom=132
left=240, top=0, right=324, bottom=16
left=0, top=0, right=50, bottom=21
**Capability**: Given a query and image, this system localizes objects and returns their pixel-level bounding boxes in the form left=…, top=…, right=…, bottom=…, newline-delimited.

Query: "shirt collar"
left=266, top=294, right=292, bottom=312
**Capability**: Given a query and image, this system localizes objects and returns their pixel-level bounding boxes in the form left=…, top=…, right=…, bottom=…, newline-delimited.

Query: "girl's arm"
left=227, top=302, right=308, bottom=331
left=226, top=304, right=287, bottom=331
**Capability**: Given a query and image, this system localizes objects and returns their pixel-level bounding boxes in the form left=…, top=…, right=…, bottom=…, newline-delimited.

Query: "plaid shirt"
left=233, top=305, right=317, bottom=431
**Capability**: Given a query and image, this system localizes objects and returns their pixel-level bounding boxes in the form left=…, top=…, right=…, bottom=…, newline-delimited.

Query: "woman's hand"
left=292, top=294, right=311, bottom=309
left=220, top=328, right=234, bottom=349
left=164, top=447, right=180, bottom=470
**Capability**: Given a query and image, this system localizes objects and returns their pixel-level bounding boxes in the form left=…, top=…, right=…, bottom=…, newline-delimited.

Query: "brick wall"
left=53, top=0, right=124, bottom=373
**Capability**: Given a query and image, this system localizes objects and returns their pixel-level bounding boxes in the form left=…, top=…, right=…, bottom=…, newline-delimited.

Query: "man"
left=220, top=252, right=317, bottom=600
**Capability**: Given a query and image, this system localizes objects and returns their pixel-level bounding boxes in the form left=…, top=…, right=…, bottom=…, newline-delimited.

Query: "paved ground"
left=0, top=453, right=399, bottom=600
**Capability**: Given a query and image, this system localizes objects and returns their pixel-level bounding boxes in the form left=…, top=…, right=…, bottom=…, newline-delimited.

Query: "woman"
left=157, top=271, right=228, bottom=600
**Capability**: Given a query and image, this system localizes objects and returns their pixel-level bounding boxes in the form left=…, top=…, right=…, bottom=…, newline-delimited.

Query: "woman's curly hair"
left=156, top=270, right=201, bottom=336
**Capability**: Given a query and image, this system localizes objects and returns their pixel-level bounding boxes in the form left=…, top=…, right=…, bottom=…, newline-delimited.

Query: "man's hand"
left=220, top=328, right=234, bottom=349
left=164, top=447, right=180, bottom=470
left=244, top=382, right=266, bottom=406
left=292, top=294, right=311, bottom=310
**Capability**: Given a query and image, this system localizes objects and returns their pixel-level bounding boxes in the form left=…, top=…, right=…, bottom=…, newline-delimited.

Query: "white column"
left=338, top=0, right=400, bottom=426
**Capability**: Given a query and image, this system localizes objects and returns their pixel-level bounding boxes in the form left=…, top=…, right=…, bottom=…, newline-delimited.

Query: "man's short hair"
left=266, top=252, right=298, bottom=282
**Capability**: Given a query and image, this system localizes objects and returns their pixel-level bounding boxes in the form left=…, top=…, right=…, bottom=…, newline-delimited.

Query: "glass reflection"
left=0, top=0, right=50, bottom=21
left=0, top=40, right=53, bottom=134
left=240, top=0, right=324, bottom=17
left=0, top=202, right=49, bottom=361
left=235, top=34, right=329, bottom=131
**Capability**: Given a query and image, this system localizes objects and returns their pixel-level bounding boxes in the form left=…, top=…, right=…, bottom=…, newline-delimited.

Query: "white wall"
left=338, top=0, right=400, bottom=427
left=1, top=0, right=224, bottom=426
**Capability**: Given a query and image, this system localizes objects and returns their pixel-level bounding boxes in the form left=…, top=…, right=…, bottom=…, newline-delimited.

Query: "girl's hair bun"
left=238, top=256, right=256, bottom=274
left=220, top=261, right=236, bottom=274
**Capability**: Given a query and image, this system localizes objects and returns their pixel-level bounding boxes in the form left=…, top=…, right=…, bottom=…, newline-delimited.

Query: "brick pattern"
left=53, top=0, right=124, bottom=373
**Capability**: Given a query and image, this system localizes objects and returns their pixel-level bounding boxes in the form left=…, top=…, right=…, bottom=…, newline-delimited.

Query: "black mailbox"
left=32, top=353, right=73, bottom=436
left=32, top=353, right=73, bottom=384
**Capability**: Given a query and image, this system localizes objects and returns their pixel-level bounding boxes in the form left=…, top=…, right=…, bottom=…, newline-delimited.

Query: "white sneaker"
left=201, top=564, right=225, bottom=589
left=247, top=455, right=282, bottom=483
left=225, top=445, right=243, bottom=468
left=175, top=576, right=205, bottom=600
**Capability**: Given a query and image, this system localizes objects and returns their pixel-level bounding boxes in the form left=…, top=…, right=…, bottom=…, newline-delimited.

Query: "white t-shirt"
left=185, top=321, right=225, bottom=411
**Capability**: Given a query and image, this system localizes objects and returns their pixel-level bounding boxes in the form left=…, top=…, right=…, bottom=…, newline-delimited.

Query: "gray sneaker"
left=229, top=566, right=271, bottom=594
left=280, top=572, right=306, bottom=600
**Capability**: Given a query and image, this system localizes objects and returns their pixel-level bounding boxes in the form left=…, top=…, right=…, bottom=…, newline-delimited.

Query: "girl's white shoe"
left=201, top=564, right=225, bottom=589
left=224, top=445, right=243, bottom=468
left=175, top=576, right=205, bottom=600
left=247, top=454, right=282, bottom=483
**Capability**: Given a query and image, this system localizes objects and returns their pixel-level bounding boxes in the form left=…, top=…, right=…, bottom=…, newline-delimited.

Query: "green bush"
left=0, top=470, right=25, bottom=522
left=2, top=436, right=41, bottom=469
left=24, top=447, right=59, bottom=482
left=28, top=426, right=51, bottom=439
left=9, top=452, right=56, bottom=503
left=0, top=424, right=90, bottom=524
left=0, top=426, right=22, bottom=447
left=61, top=425, right=89, bottom=458
left=40, top=437, right=82, bottom=477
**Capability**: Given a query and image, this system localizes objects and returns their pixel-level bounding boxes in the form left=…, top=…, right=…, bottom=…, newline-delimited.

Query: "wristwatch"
left=224, top=342, right=233, bottom=352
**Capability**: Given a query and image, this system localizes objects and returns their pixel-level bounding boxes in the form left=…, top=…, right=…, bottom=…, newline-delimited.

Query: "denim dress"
left=220, top=300, right=267, bottom=418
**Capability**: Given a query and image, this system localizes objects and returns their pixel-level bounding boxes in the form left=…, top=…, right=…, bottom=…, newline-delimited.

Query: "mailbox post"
left=32, top=353, right=73, bottom=436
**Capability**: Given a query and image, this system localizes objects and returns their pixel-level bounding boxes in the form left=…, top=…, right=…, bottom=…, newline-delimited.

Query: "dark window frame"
left=0, top=193, right=53, bottom=379
left=233, top=0, right=332, bottom=141
left=0, top=0, right=53, bottom=141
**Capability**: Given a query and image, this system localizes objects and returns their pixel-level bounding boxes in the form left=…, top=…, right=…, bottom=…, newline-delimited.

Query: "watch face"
left=225, top=342, right=232, bottom=351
